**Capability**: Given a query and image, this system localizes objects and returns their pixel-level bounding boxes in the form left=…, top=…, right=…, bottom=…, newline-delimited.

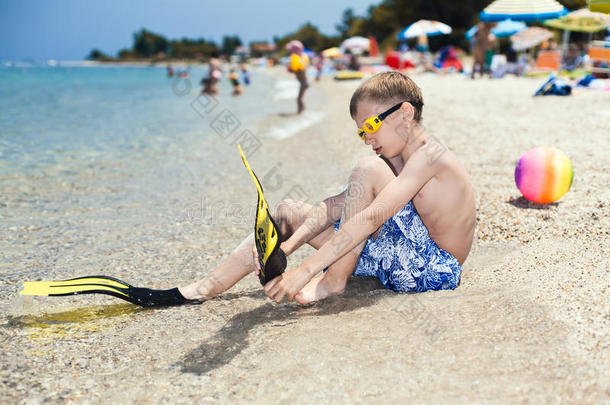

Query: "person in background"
left=472, top=23, right=493, bottom=79
left=229, top=68, right=243, bottom=96
left=240, top=64, right=251, bottom=86
left=286, top=40, right=309, bottom=114
left=484, top=31, right=497, bottom=77
left=416, top=34, right=429, bottom=68
left=348, top=53, right=361, bottom=71
left=562, top=44, right=583, bottom=71
left=541, top=38, right=558, bottom=51
left=202, top=52, right=222, bottom=94
left=315, top=55, right=324, bottom=81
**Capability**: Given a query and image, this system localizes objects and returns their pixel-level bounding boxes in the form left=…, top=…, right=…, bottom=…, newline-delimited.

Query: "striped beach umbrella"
left=544, top=8, right=609, bottom=33
left=510, top=27, right=554, bottom=51
left=321, top=47, right=342, bottom=58
left=340, top=36, right=370, bottom=54
left=480, top=0, right=568, bottom=22
left=398, top=20, right=452, bottom=40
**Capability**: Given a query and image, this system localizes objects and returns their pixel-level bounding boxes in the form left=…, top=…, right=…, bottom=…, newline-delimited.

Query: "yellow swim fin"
left=238, top=145, right=287, bottom=285
left=19, top=275, right=188, bottom=307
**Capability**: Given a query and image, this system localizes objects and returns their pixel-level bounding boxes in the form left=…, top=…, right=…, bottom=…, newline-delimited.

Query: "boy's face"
left=354, top=100, right=413, bottom=158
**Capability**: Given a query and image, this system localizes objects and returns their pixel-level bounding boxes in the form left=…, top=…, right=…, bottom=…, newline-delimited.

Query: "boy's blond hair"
left=349, top=72, right=424, bottom=123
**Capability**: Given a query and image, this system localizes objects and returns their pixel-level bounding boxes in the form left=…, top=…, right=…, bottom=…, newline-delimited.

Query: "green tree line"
left=88, top=29, right=243, bottom=61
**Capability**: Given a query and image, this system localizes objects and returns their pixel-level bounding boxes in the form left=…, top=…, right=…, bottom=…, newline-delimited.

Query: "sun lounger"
left=535, top=50, right=561, bottom=71
left=588, top=41, right=610, bottom=78
left=526, top=50, right=562, bottom=77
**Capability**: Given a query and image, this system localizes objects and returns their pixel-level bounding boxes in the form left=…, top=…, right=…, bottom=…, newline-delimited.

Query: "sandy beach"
left=1, top=69, right=608, bottom=404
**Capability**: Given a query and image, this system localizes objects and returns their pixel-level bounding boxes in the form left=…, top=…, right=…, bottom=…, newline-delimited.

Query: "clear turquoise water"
left=0, top=65, right=280, bottom=176
left=0, top=64, right=305, bottom=285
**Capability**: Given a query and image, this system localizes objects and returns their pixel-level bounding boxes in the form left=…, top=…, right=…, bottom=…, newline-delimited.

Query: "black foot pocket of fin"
left=259, top=249, right=287, bottom=285
left=128, top=287, right=188, bottom=307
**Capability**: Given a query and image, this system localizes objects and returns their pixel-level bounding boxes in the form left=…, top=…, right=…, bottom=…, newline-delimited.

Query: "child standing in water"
left=286, top=40, right=309, bottom=114
left=180, top=72, right=475, bottom=304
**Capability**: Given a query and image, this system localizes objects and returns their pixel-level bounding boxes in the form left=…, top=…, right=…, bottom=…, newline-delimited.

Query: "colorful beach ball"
left=514, top=147, right=573, bottom=204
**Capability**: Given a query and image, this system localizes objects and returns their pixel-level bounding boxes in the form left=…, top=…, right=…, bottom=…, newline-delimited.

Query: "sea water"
left=0, top=65, right=294, bottom=175
left=0, top=64, right=326, bottom=295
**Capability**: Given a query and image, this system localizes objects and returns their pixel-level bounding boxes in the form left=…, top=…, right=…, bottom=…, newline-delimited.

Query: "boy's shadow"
left=507, top=196, right=558, bottom=210
left=277, top=112, right=299, bottom=118
left=179, top=277, right=389, bottom=375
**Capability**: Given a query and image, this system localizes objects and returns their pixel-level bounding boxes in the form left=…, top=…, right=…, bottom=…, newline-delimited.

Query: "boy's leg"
left=279, top=191, right=346, bottom=256
left=179, top=195, right=344, bottom=301
left=296, top=157, right=396, bottom=303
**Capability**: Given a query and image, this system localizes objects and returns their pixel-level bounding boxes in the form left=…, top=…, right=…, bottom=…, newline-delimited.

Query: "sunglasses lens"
left=364, top=122, right=374, bottom=132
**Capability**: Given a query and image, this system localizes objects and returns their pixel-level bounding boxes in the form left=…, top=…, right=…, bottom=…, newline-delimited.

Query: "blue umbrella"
left=303, top=48, right=316, bottom=58
left=466, top=25, right=479, bottom=40
left=466, top=19, right=527, bottom=39
left=480, top=0, right=568, bottom=22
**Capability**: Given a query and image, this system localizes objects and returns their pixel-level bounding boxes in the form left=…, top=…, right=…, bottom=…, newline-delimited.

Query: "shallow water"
left=0, top=65, right=285, bottom=175
left=0, top=64, right=328, bottom=297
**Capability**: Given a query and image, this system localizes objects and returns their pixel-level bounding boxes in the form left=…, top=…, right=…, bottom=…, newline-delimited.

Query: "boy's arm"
left=280, top=191, right=346, bottom=255
left=264, top=150, right=440, bottom=302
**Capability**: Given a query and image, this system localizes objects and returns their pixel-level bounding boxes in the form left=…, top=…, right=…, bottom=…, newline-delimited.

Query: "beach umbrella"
left=398, top=20, right=452, bottom=39
left=544, top=8, right=609, bottom=52
left=321, top=47, right=342, bottom=58
left=340, top=36, right=370, bottom=54
left=480, top=0, right=568, bottom=22
left=466, top=18, right=527, bottom=39
left=589, top=0, right=610, bottom=14
left=510, top=26, right=554, bottom=51
left=303, top=48, right=316, bottom=58
left=544, top=8, right=609, bottom=33
left=466, top=25, right=479, bottom=40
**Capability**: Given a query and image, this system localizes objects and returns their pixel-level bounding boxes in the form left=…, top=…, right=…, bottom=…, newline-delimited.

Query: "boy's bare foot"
left=294, top=275, right=344, bottom=304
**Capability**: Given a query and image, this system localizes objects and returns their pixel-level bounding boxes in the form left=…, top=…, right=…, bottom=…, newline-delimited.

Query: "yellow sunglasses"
left=357, top=101, right=406, bottom=140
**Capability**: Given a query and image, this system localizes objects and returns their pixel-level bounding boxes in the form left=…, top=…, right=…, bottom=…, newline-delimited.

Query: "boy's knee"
left=352, top=156, right=392, bottom=180
left=348, top=156, right=390, bottom=192
left=276, top=199, right=306, bottom=227
left=276, top=199, right=295, bottom=218
left=351, top=156, right=380, bottom=176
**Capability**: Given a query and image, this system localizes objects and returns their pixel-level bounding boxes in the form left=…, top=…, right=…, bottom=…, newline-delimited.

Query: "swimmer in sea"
left=229, top=68, right=243, bottom=96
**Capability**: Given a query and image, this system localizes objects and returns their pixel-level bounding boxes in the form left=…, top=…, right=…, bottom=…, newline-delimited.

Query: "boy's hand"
left=263, top=267, right=311, bottom=303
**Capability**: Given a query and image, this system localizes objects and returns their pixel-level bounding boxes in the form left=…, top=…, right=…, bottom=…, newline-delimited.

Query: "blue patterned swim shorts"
left=334, top=201, right=462, bottom=293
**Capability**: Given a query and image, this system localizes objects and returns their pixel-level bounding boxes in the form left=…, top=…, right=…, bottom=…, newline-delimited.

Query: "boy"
left=180, top=72, right=475, bottom=304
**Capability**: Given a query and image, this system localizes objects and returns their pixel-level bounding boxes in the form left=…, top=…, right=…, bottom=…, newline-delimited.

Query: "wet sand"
left=1, top=71, right=609, bottom=404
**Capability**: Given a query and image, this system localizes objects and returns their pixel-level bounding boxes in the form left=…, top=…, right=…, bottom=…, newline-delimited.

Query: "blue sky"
left=0, top=0, right=380, bottom=61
